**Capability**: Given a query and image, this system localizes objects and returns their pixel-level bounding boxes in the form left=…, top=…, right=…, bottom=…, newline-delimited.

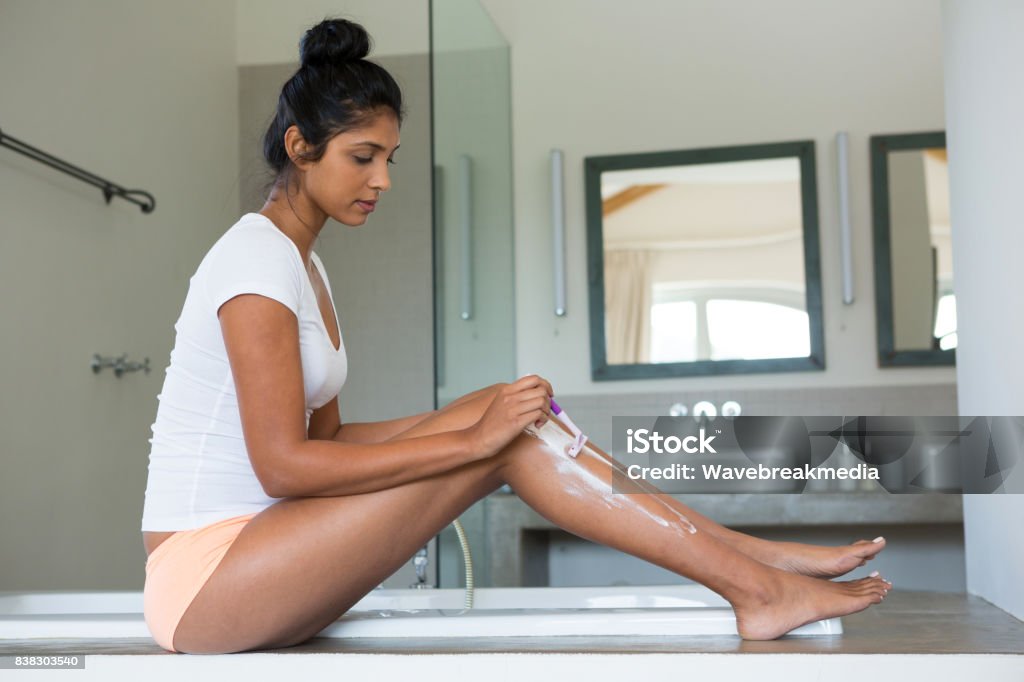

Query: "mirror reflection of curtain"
left=604, top=249, right=653, bottom=363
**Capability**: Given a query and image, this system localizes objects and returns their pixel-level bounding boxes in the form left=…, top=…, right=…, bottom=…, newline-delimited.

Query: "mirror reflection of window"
left=888, top=147, right=956, bottom=352
left=650, top=293, right=809, bottom=363
left=707, top=299, right=810, bottom=360
left=650, top=300, right=698, bottom=363
left=602, top=158, right=810, bottom=365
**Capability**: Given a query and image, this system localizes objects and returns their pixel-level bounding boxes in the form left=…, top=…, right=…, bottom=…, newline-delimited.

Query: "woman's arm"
left=332, top=410, right=436, bottom=444
left=220, top=294, right=538, bottom=499
left=277, top=377, right=545, bottom=498
left=307, top=395, right=433, bottom=444
left=313, top=384, right=506, bottom=444
left=274, top=431, right=474, bottom=497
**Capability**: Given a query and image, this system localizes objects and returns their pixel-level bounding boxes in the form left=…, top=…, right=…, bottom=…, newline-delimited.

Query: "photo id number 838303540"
left=1, top=656, right=85, bottom=669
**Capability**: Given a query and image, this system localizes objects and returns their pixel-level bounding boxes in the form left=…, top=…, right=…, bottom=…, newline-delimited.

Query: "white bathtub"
left=0, top=584, right=841, bottom=640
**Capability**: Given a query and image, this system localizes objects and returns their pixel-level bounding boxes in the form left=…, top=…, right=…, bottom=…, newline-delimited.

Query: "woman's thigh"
left=171, top=390, right=504, bottom=654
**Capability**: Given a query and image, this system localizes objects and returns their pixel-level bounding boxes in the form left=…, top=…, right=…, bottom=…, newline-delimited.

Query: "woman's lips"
left=356, top=200, right=376, bottom=212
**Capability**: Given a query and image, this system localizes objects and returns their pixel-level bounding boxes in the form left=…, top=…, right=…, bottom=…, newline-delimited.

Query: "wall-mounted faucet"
left=410, top=544, right=432, bottom=589
left=669, top=400, right=742, bottom=418
left=721, top=400, right=742, bottom=417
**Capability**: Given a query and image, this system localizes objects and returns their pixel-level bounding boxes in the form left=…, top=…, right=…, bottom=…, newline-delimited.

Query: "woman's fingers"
left=501, top=386, right=550, bottom=425
left=514, top=389, right=552, bottom=415
left=504, top=375, right=557, bottom=429
left=514, top=374, right=555, bottom=400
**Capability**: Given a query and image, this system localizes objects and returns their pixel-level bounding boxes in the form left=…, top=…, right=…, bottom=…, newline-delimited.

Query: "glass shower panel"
left=431, top=0, right=516, bottom=589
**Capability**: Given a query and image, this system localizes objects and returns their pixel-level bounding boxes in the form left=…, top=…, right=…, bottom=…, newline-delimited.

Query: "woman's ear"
left=283, top=125, right=313, bottom=170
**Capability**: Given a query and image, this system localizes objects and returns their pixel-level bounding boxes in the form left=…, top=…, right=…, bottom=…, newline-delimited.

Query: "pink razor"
left=550, top=399, right=588, bottom=457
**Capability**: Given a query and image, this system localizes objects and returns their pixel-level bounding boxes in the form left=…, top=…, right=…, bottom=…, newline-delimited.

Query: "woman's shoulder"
left=214, top=213, right=295, bottom=250
left=200, top=213, right=302, bottom=270
left=197, top=214, right=306, bottom=312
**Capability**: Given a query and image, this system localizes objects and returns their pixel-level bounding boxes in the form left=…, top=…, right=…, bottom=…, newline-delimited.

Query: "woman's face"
left=305, top=110, right=401, bottom=227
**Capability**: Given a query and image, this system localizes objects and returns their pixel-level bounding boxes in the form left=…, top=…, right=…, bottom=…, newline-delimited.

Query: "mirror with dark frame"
left=870, top=131, right=956, bottom=367
left=584, top=140, right=825, bottom=380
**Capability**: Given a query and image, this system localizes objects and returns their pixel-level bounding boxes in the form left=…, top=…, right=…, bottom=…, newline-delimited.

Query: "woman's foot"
left=732, top=570, right=892, bottom=640
left=745, top=536, right=887, bottom=579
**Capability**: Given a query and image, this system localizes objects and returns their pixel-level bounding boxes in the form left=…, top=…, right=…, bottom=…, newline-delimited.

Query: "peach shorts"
left=143, top=512, right=258, bottom=653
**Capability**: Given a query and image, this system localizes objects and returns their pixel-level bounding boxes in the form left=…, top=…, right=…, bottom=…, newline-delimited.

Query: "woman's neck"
left=258, top=189, right=325, bottom=265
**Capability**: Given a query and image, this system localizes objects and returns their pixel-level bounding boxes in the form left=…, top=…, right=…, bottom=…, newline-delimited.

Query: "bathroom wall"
left=943, top=0, right=1024, bottom=621
left=0, top=0, right=433, bottom=591
left=235, top=0, right=428, bottom=64
left=479, top=0, right=953, bottom=396
left=0, top=0, right=239, bottom=589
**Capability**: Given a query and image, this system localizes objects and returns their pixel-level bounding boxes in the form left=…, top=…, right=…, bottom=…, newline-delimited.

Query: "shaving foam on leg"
left=577, top=440, right=698, bottom=535
left=524, top=418, right=579, bottom=457
left=574, top=443, right=698, bottom=535
left=522, top=418, right=698, bottom=536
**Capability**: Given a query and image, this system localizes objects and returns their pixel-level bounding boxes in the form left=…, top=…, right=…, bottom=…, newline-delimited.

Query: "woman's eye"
left=353, top=156, right=396, bottom=166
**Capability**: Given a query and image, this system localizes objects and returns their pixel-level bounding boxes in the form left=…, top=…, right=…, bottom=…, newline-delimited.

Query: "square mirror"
left=870, top=131, right=956, bottom=366
left=584, top=141, right=825, bottom=380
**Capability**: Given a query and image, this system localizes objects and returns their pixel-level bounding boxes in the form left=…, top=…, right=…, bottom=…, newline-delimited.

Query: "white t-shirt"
left=141, top=212, right=348, bottom=531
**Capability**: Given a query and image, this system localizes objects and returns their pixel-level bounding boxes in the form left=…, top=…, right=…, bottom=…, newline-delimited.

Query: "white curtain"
left=604, top=249, right=653, bottom=364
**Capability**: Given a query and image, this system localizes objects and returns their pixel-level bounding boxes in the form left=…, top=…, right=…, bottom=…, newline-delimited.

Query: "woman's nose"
left=370, top=164, right=391, bottom=192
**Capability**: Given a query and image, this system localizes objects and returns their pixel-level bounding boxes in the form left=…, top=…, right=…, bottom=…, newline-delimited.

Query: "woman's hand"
left=466, top=375, right=555, bottom=459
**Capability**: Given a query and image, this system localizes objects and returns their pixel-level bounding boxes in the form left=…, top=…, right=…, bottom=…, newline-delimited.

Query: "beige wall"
left=945, top=0, right=1024, bottom=620
left=236, top=0, right=429, bottom=63
left=0, top=0, right=432, bottom=591
left=480, top=0, right=954, bottom=394
left=0, top=0, right=239, bottom=589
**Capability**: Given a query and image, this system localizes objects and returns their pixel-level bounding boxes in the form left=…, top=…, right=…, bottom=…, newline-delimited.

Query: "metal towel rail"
left=0, top=126, right=156, bottom=213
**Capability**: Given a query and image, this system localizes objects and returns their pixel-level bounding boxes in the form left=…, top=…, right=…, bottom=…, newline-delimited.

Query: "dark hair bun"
left=299, top=18, right=371, bottom=69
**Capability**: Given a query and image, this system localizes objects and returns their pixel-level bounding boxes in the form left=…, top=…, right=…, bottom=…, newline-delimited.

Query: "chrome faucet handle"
left=409, top=545, right=434, bottom=589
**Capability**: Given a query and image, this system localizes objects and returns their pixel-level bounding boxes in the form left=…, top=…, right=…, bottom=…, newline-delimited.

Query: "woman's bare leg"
left=497, top=420, right=890, bottom=640
left=435, top=389, right=886, bottom=578
left=540, top=417, right=887, bottom=579
left=171, top=387, right=890, bottom=653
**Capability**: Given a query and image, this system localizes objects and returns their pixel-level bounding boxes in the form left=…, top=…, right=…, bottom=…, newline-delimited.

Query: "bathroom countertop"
left=0, top=590, right=1020, bottom=657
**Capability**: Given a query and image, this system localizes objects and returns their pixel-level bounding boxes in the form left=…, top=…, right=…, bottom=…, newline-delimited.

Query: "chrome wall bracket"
left=91, top=353, right=150, bottom=378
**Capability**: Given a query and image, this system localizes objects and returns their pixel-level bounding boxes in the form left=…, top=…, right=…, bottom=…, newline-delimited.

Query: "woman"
left=141, top=17, right=890, bottom=655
